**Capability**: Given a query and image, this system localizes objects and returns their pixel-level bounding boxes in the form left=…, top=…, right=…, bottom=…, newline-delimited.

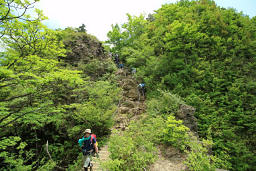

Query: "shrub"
left=162, top=115, right=190, bottom=151
left=147, top=90, right=185, bottom=118
left=102, top=116, right=165, bottom=170
left=185, top=139, right=217, bottom=171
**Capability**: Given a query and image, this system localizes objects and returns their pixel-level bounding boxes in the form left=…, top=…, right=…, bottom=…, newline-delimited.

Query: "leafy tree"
left=77, top=24, right=86, bottom=32
left=0, top=3, right=120, bottom=170
left=0, top=0, right=40, bottom=37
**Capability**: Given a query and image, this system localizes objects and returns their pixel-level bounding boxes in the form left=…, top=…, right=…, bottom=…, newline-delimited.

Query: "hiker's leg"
left=89, top=153, right=93, bottom=167
left=138, top=89, right=141, bottom=101
left=83, top=155, right=91, bottom=168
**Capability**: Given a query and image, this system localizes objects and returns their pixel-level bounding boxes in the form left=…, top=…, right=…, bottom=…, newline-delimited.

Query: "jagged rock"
left=129, top=108, right=140, bottom=115
left=123, top=78, right=137, bottom=85
left=116, top=69, right=127, bottom=76
left=122, top=100, right=136, bottom=108
left=124, top=89, right=138, bottom=99
left=63, top=34, right=106, bottom=66
left=122, top=84, right=134, bottom=91
left=177, top=104, right=198, bottom=132
left=119, top=106, right=130, bottom=113
left=115, top=114, right=128, bottom=122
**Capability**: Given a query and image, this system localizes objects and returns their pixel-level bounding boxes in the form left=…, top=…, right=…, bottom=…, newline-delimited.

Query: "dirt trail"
left=150, top=146, right=186, bottom=171
left=91, top=68, right=186, bottom=171
left=91, top=68, right=146, bottom=171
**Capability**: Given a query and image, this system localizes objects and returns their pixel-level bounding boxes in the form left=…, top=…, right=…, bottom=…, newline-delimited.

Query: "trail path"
left=91, top=68, right=146, bottom=171
left=90, top=68, right=186, bottom=171
left=150, top=146, right=186, bottom=171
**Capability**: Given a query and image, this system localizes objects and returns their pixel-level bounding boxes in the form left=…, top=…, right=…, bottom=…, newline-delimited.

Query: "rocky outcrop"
left=176, top=104, right=198, bottom=133
left=63, top=33, right=106, bottom=66
left=61, top=32, right=115, bottom=80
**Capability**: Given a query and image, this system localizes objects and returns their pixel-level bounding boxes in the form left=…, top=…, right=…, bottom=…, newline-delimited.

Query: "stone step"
left=81, top=71, right=147, bottom=171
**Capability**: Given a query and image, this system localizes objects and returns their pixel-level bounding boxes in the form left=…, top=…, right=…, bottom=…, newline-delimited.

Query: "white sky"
left=36, top=0, right=255, bottom=42
left=36, top=0, right=177, bottom=41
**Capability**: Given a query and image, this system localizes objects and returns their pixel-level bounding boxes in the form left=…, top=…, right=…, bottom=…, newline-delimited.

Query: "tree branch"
left=45, top=140, right=52, bottom=160
left=0, top=1, right=12, bottom=21
left=0, top=1, right=38, bottom=22
left=0, top=92, right=32, bottom=102
left=0, top=83, right=17, bottom=88
left=0, top=107, right=41, bottom=128
left=0, top=107, right=23, bottom=124
left=45, top=140, right=66, bottom=171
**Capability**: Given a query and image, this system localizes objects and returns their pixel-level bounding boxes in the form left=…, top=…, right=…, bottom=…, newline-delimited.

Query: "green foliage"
left=185, top=139, right=218, bottom=171
left=2, top=15, right=65, bottom=59
left=37, top=160, right=56, bottom=171
left=0, top=136, right=33, bottom=171
left=100, top=159, right=124, bottom=171
left=147, top=90, right=185, bottom=117
left=0, top=0, right=39, bottom=28
left=103, top=116, right=165, bottom=170
left=163, top=115, right=190, bottom=151
left=106, top=0, right=256, bottom=169
left=77, top=24, right=86, bottom=33
left=79, top=58, right=117, bottom=79
left=68, top=153, right=86, bottom=171
left=106, top=14, right=147, bottom=62
left=0, top=3, right=120, bottom=170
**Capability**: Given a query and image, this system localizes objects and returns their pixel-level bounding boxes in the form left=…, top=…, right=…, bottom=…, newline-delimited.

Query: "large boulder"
left=176, top=104, right=198, bottom=132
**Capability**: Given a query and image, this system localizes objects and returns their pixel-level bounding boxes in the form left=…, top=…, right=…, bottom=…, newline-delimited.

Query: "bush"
left=102, top=116, right=165, bottom=170
left=80, top=58, right=116, bottom=79
left=185, top=139, right=217, bottom=171
left=162, top=115, right=190, bottom=151
left=147, top=90, right=185, bottom=118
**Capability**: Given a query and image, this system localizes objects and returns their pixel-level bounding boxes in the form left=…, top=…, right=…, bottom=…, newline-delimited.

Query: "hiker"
left=78, top=129, right=99, bottom=171
left=131, top=67, right=136, bottom=75
left=118, top=62, right=124, bottom=69
left=114, top=54, right=119, bottom=66
left=138, top=83, right=146, bottom=100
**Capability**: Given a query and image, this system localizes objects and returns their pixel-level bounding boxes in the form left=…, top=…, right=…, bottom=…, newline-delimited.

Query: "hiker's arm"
left=78, top=137, right=85, bottom=147
left=94, top=142, right=98, bottom=153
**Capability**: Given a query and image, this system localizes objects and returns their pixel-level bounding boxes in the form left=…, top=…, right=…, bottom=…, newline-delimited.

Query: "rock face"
left=63, top=33, right=106, bottom=66
left=177, top=104, right=198, bottom=132
left=62, top=32, right=115, bottom=80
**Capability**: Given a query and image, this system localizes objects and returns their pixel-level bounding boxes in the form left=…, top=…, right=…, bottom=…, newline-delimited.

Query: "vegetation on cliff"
left=1, top=0, right=255, bottom=170
left=106, top=0, right=256, bottom=170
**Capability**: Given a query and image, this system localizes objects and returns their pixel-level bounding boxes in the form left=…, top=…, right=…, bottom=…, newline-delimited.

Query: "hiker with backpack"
left=114, top=54, right=119, bottom=66
left=138, top=83, right=146, bottom=100
left=118, top=62, right=124, bottom=69
left=78, top=129, right=99, bottom=171
left=131, top=67, right=136, bottom=75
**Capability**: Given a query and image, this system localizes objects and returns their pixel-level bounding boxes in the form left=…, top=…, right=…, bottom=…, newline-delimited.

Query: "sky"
left=36, top=0, right=256, bottom=41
